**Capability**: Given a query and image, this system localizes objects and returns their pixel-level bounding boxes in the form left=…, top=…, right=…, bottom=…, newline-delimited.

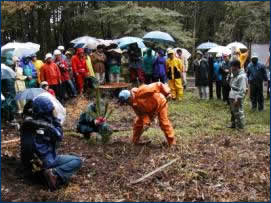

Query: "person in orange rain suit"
left=166, top=49, right=184, bottom=101
left=71, top=48, right=89, bottom=95
left=118, top=82, right=176, bottom=146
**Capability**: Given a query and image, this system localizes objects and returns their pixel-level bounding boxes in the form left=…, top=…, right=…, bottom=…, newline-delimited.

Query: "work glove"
left=94, top=117, right=106, bottom=125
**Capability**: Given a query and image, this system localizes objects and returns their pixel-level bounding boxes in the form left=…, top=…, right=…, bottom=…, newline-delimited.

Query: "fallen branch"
left=129, top=157, right=180, bottom=185
left=1, top=138, right=20, bottom=147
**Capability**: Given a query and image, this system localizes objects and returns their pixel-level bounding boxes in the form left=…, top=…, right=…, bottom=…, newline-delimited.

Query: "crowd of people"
left=1, top=41, right=270, bottom=191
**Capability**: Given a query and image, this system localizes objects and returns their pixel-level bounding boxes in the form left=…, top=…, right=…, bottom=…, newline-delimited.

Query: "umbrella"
left=15, top=88, right=46, bottom=101
left=71, top=36, right=100, bottom=49
left=107, top=48, right=123, bottom=54
left=116, top=37, right=146, bottom=49
left=226, top=41, right=247, bottom=50
left=208, top=46, right=231, bottom=55
left=143, top=31, right=175, bottom=45
left=34, top=92, right=66, bottom=125
left=1, top=42, right=40, bottom=58
left=197, top=41, right=219, bottom=50
left=173, top=48, right=191, bottom=59
left=1, top=94, right=5, bottom=101
left=1, top=63, right=16, bottom=79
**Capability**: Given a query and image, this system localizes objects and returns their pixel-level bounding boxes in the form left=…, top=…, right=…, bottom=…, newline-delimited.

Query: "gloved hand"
left=94, top=117, right=106, bottom=125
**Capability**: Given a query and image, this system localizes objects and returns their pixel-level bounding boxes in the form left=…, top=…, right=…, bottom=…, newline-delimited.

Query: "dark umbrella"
left=15, top=88, right=46, bottom=101
left=1, top=64, right=16, bottom=79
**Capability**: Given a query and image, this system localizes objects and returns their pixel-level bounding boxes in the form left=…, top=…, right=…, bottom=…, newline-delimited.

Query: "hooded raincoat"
left=130, top=82, right=175, bottom=145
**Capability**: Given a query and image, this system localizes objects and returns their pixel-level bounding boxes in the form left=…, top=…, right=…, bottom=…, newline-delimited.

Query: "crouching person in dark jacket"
left=20, top=96, right=82, bottom=191
left=77, top=102, right=113, bottom=143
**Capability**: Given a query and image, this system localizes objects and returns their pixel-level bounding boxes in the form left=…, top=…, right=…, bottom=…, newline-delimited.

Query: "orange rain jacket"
left=130, top=82, right=176, bottom=145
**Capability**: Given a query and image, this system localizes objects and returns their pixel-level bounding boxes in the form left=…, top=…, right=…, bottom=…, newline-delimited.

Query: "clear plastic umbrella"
left=1, top=42, right=40, bottom=58
left=34, top=92, right=66, bottom=125
left=226, top=41, right=247, bottom=50
left=143, top=31, right=175, bottom=45
left=1, top=63, right=16, bottom=79
left=197, top=41, right=219, bottom=50
left=117, top=36, right=146, bottom=49
left=208, top=46, right=231, bottom=55
left=71, top=36, right=100, bottom=49
left=173, top=48, right=191, bottom=59
left=15, top=88, right=46, bottom=101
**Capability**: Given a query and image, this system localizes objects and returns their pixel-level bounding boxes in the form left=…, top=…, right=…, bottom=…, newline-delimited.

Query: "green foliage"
left=1, top=1, right=269, bottom=56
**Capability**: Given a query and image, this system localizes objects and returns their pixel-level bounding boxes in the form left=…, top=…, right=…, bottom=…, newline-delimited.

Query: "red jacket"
left=48, top=88, right=56, bottom=97
left=40, top=62, right=61, bottom=85
left=71, top=49, right=88, bottom=76
left=55, top=59, right=70, bottom=82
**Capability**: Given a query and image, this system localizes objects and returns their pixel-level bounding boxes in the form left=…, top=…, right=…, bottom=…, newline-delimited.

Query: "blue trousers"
left=51, top=155, right=82, bottom=183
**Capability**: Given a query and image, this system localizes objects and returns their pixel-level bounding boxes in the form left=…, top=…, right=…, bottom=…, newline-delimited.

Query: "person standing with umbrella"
left=20, top=56, right=37, bottom=88
left=143, top=48, right=155, bottom=84
left=31, top=54, right=44, bottom=86
left=91, top=45, right=107, bottom=85
left=40, top=53, right=63, bottom=103
left=127, top=43, right=145, bottom=86
left=13, top=56, right=27, bottom=114
left=1, top=64, right=17, bottom=124
left=176, top=49, right=189, bottom=89
left=166, top=50, right=184, bottom=101
left=153, top=50, right=167, bottom=84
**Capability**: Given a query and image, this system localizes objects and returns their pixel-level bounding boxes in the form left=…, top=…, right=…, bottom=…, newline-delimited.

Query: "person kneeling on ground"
left=118, top=82, right=176, bottom=147
left=20, top=96, right=82, bottom=191
left=77, top=102, right=113, bottom=143
left=228, top=60, right=247, bottom=130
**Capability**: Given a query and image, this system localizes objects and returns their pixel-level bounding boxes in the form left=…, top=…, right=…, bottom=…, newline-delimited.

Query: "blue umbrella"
left=143, top=31, right=175, bottom=45
left=197, top=42, right=219, bottom=50
left=15, top=88, right=46, bottom=101
left=1, top=63, right=16, bottom=79
left=117, top=37, right=146, bottom=49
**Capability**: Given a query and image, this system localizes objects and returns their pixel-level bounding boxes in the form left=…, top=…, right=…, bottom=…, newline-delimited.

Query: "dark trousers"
left=215, top=81, right=222, bottom=100
left=153, top=75, right=167, bottom=84
left=144, top=74, right=152, bottom=84
left=250, top=82, right=264, bottom=110
left=50, top=84, right=63, bottom=103
left=209, top=80, right=213, bottom=99
left=222, top=83, right=230, bottom=104
left=64, top=80, right=77, bottom=97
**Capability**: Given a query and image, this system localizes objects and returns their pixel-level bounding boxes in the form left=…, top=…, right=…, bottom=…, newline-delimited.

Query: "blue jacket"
left=21, top=96, right=63, bottom=169
left=247, top=62, right=268, bottom=83
left=213, top=60, right=222, bottom=81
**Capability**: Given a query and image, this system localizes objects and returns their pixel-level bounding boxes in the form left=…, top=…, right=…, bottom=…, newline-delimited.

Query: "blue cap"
left=118, top=90, right=131, bottom=102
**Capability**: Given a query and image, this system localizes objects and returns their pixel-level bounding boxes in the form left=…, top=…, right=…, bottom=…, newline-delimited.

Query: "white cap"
left=251, top=54, right=258, bottom=59
left=216, top=53, right=222, bottom=57
left=40, top=81, right=49, bottom=87
left=45, top=53, right=53, bottom=60
left=57, top=46, right=65, bottom=51
left=53, top=49, right=61, bottom=56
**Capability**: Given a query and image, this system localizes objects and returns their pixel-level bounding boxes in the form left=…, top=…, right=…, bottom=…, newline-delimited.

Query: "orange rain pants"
left=130, top=82, right=176, bottom=145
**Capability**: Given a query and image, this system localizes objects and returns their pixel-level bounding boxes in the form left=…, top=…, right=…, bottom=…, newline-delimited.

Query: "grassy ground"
left=1, top=90, right=270, bottom=201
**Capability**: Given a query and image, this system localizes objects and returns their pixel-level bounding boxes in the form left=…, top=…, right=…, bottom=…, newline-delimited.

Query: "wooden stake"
left=129, top=157, right=180, bottom=185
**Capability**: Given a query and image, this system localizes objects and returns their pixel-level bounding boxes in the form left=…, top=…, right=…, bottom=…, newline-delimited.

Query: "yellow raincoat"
left=86, top=55, right=95, bottom=77
left=166, top=57, right=184, bottom=100
left=32, top=60, right=44, bottom=84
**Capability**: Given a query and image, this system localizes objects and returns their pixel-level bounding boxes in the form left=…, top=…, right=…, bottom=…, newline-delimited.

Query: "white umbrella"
left=71, top=36, right=100, bottom=49
left=1, top=42, right=40, bottom=58
left=97, top=39, right=117, bottom=47
left=173, top=48, right=191, bottom=59
left=226, top=41, right=247, bottom=50
left=107, top=48, right=123, bottom=54
left=1, top=63, right=16, bottom=79
left=208, top=46, right=231, bottom=55
left=34, top=92, right=66, bottom=125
